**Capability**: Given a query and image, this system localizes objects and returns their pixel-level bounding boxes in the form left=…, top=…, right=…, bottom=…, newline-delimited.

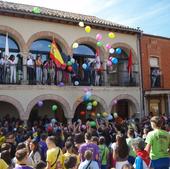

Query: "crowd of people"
left=0, top=53, right=105, bottom=86
left=0, top=114, right=169, bottom=169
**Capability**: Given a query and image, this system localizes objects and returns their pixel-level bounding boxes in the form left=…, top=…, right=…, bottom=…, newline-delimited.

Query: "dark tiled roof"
left=0, top=0, right=141, bottom=33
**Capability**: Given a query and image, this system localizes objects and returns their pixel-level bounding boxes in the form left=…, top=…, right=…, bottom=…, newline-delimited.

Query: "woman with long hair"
left=29, top=139, right=42, bottom=168
left=112, top=134, right=129, bottom=169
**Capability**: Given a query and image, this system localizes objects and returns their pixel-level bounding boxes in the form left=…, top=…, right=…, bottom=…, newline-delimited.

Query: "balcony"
left=0, top=64, right=139, bottom=87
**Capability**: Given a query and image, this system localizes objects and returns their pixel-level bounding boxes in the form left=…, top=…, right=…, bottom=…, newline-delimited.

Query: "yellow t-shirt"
left=0, top=159, right=8, bottom=169
left=46, top=147, right=63, bottom=169
left=62, top=152, right=80, bottom=169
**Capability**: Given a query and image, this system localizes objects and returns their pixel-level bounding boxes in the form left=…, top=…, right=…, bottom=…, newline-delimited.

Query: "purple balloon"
left=37, top=101, right=43, bottom=107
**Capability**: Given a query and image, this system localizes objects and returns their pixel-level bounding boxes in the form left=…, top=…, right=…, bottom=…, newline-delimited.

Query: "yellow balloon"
left=72, top=42, right=79, bottom=49
left=102, top=112, right=109, bottom=117
left=108, top=32, right=115, bottom=39
left=85, top=26, right=91, bottom=33
left=79, top=21, right=84, bottom=27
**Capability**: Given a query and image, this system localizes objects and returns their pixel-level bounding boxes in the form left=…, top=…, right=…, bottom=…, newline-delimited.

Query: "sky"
left=3, top=0, right=170, bottom=37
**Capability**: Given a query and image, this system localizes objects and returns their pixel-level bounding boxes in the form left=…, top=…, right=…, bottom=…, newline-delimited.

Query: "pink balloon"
left=96, top=33, right=102, bottom=41
left=106, top=44, right=111, bottom=49
left=107, top=60, right=112, bottom=66
left=83, top=87, right=89, bottom=92
left=112, top=100, right=117, bottom=105
left=109, top=57, right=112, bottom=61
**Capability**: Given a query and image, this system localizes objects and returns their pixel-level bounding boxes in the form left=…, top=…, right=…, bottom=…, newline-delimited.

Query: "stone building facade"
left=0, top=1, right=143, bottom=122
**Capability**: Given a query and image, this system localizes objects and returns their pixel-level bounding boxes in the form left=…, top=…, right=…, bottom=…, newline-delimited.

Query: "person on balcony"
left=48, top=58, right=55, bottom=85
left=35, top=55, right=43, bottom=85
left=27, top=55, right=35, bottom=85
left=8, top=55, right=18, bottom=84
left=0, top=55, right=5, bottom=84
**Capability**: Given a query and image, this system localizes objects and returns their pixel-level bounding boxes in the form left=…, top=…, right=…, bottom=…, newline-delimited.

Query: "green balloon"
left=90, top=121, right=96, bottom=127
left=67, top=61, right=72, bottom=66
left=32, top=7, right=41, bottom=14
left=52, top=105, right=57, bottom=111
left=97, top=41, right=103, bottom=47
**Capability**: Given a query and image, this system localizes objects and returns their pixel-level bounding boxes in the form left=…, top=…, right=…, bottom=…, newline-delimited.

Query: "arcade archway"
left=28, top=100, right=67, bottom=124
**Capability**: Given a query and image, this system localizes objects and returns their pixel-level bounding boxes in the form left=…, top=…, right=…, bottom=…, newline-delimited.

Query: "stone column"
left=144, top=95, right=149, bottom=117
left=67, top=117, right=73, bottom=125
left=21, top=52, right=29, bottom=85
left=103, top=59, right=108, bottom=86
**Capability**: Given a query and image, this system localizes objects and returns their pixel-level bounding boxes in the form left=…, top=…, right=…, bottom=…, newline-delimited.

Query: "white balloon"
left=109, top=48, right=115, bottom=54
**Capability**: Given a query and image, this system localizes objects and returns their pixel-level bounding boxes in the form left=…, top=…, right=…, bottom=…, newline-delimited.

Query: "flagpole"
left=5, top=32, right=10, bottom=59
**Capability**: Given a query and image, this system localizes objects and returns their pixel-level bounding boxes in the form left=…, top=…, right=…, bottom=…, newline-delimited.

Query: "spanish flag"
left=50, top=40, right=64, bottom=66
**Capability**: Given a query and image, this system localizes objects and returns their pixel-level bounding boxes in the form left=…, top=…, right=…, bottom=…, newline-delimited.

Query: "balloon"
left=83, top=95, right=89, bottom=101
left=102, top=112, right=109, bottom=117
left=51, top=118, right=57, bottom=124
left=67, top=61, right=72, bottom=66
left=97, top=41, right=103, bottom=47
left=82, top=63, right=87, bottom=70
left=80, top=111, right=86, bottom=115
left=107, top=114, right=113, bottom=121
left=113, top=112, right=118, bottom=118
left=109, top=48, right=115, bottom=54
left=72, top=42, right=79, bottom=49
left=52, top=105, right=57, bottom=111
left=96, top=33, right=102, bottom=41
left=107, top=60, right=112, bottom=66
left=70, top=58, right=75, bottom=64
left=112, top=100, right=117, bottom=105
left=92, top=101, right=98, bottom=107
left=48, top=45, right=51, bottom=48
left=108, top=32, right=115, bottom=39
left=97, top=113, right=101, bottom=118
left=79, top=21, right=84, bottom=27
left=116, top=48, right=122, bottom=54
left=106, top=44, right=111, bottom=49
left=87, top=102, right=92, bottom=107
left=90, top=121, right=96, bottom=127
left=59, top=82, right=64, bottom=87
left=109, top=56, right=112, bottom=61
left=37, top=101, right=43, bottom=107
left=32, top=7, right=41, bottom=14
left=74, top=81, right=79, bottom=86
left=87, top=105, right=92, bottom=110
left=91, top=112, right=96, bottom=116
left=111, top=57, right=118, bottom=64
left=85, top=26, right=91, bottom=33
left=83, top=87, right=90, bottom=92
left=67, top=66, right=73, bottom=72
left=86, top=91, right=92, bottom=98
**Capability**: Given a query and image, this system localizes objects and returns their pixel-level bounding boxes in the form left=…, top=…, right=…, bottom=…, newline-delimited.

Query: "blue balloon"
left=82, top=63, right=87, bottom=69
left=116, top=48, right=122, bottom=54
left=83, top=95, right=89, bottom=101
left=87, top=105, right=92, bottom=110
left=86, top=91, right=92, bottom=98
left=111, top=57, right=118, bottom=64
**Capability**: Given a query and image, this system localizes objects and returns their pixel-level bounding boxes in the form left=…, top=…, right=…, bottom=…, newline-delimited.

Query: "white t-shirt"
left=78, top=160, right=99, bottom=169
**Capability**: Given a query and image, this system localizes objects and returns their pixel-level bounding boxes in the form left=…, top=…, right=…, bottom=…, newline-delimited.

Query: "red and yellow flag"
left=50, top=40, right=64, bottom=66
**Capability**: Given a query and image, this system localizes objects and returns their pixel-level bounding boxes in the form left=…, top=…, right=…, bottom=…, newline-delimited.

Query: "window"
left=150, top=57, right=161, bottom=88
left=0, top=34, right=20, bottom=56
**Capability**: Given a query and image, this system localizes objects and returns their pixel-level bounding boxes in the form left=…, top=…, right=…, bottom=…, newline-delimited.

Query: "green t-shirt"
left=145, top=129, right=170, bottom=160
left=126, top=137, right=136, bottom=158
left=99, top=144, right=109, bottom=165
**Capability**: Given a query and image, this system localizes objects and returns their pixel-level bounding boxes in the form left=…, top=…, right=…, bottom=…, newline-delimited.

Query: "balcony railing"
left=0, top=64, right=139, bottom=87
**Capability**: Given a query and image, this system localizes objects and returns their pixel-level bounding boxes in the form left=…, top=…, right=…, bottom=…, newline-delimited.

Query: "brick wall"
left=141, top=35, right=170, bottom=90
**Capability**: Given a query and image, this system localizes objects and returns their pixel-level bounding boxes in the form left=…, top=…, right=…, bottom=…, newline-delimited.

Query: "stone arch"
left=72, top=94, right=108, bottom=115
left=109, top=94, right=140, bottom=115
left=72, top=36, right=107, bottom=60
left=26, top=31, right=71, bottom=55
left=111, top=42, right=138, bottom=64
left=26, top=94, right=71, bottom=120
left=0, top=25, right=26, bottom=52
left=0, top=95, right=25, bottom=120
